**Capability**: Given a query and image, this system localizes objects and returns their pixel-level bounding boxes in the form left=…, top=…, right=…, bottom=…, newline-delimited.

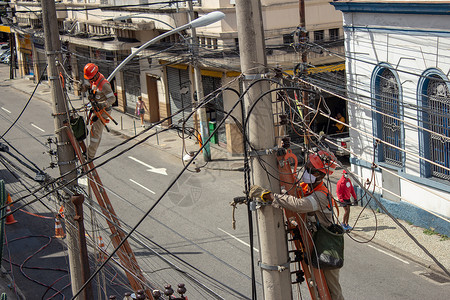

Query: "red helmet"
left=84, top=63, right=98, bottom=80
left=308, top=150, right=337, bottom=175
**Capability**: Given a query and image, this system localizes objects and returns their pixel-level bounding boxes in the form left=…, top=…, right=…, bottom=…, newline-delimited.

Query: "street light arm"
left=107, top=11, right=225, bottom=83
left=189, top=11, right=225, bottom=28
left=107, top=26, right=189, bottom=82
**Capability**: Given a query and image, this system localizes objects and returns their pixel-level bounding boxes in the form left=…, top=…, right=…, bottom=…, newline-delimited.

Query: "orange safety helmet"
left=84, top=63, right=99, bottom=80
left=308, top=150, right=337, bottom=175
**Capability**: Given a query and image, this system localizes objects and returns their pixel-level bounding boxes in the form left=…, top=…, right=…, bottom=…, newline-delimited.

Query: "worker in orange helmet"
left=81, top=63, right=116, bottom=161
left=249, top=150, right=344, bottom=300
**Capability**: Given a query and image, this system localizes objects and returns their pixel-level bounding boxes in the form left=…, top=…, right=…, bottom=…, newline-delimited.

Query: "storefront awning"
left=307, top=63, right=345, bottom=74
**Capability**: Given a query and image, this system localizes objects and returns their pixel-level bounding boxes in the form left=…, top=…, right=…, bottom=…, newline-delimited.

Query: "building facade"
left=333, top=1, right=450, bottom=233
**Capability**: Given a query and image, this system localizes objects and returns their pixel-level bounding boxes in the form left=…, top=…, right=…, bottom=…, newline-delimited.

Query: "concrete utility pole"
left=299, top=0, right=309, bottom=148
left=235, top=1, right=292, bottom=299
left=40, top=0, right=84, bottom=298
left=187, top=0, right=211, bottom=161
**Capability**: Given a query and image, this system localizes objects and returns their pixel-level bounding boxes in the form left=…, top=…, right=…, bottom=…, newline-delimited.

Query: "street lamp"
left=107, top=11, right=224, bottom=82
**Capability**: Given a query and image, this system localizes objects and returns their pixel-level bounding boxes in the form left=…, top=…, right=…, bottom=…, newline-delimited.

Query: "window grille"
left=314, top=30, right=324, bottom=42
left=378, top=68, right=403, bottom=166
left=426, top=77, right=450, bottom=180
left=329, top=28, right=339, bottom=41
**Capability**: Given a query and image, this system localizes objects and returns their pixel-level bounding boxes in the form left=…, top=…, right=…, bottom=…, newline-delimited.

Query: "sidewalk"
left=1, top=68, right=449, bottom=294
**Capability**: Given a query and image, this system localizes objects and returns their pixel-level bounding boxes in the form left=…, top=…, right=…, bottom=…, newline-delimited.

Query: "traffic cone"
left=98, top=236, right=106, bottom=261
left=58, top=205, right=65, bottom=219
left=54, top=216, right=65, bottom=238
left=5, top=194, right=18, bottom=225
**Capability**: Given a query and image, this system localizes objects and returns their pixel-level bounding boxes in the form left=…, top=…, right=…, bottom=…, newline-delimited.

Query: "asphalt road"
left=1, top=78, right=448, bottom=299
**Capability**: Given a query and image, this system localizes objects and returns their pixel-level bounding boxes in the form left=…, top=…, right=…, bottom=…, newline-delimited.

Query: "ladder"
left=64, top=122, right=153, bottom=299
left=277, top=148, right=331, bottom=300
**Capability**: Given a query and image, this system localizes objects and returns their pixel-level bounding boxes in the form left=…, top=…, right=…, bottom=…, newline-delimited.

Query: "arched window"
left=372, top=65, right=403, bottom=167
left=418, top=70, right=450, bottom=180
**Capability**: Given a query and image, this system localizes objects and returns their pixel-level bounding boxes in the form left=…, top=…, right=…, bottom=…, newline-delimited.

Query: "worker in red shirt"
left=336, top=170, right=357, bottom=231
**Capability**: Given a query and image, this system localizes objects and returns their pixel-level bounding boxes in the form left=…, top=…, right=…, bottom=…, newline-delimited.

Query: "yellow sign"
left=0, top=25, right=10, bottom=33
left=17, top=34, right=32, bottom=52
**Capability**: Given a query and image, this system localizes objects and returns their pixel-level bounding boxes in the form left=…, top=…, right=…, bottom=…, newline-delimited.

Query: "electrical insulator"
left=152, top=290, right=162, bottom=299
left=177, top=283, right=187, bottom=296
left=291, top=270, right=305, bottom=284
left=282, top=136, right=291, bottom=149
left=290, top=250, right=303, bottom=262
left=288, top=227, right=302, bottom=243
left=164, top=284, right=174, bottom=297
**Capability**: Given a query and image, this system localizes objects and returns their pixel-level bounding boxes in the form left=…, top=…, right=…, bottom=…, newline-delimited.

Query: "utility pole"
left=299, top=0, right=309, bottom=148
left=235, top=1, right=292, bottom=299
left=41, top=0, right=84, bottom=298
left=187, top=0, right=211, bottom=161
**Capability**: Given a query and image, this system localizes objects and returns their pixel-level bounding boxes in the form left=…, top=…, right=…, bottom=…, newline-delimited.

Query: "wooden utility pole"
left=40, top=0, right=84, bottom=298
left=235, top=1, right=292, bottom=299
left=187, top=0, right=211, bottom=161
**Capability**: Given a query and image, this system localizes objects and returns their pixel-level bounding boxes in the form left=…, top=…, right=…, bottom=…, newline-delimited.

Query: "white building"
left=332, top=0, right=450, bottom=234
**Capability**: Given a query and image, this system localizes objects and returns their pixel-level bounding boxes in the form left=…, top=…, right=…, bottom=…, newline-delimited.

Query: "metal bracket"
left=243, top=73, right=268, bottom=81
left=258, top=259, right=290, bottom=272
left=58, top=159, right=77, bottom=166
left=248, top=147, right=277, bottom=157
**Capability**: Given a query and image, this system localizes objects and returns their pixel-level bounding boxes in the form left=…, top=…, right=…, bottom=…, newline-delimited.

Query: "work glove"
left=249, top=185, right=272, bottom=202
left=81, top=83, right=90, bottom=94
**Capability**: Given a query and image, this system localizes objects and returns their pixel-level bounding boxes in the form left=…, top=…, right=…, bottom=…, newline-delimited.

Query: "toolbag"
left=70, top=115, right=88, bottom=141
left=311, top=223, right=345, bottom=270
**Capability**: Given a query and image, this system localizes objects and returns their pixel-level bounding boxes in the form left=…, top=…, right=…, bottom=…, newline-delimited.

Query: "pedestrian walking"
left=336, top=170, right=357, bottom=231
left=135, top=96, right=148, bottom=127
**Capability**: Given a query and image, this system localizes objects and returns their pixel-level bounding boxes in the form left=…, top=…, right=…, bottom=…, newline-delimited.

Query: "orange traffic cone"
left=97, top=236, right=106, bottom=261
left=58, top=205, right=65, bottom=219
left=54, top=216, right=65, bottom=238
left=5, top=194, right=18, bottom=225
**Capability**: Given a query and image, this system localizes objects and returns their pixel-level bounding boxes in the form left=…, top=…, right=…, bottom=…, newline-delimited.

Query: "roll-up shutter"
left=167, top=66, right=193, bottom=128
left=122, top=58, right=141, bottom=114
left=202, top=75, right=226, bottom=144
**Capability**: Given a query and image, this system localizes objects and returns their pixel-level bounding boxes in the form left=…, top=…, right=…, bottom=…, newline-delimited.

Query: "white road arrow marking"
left=128, top=156, right=168, bottom=175
left=130, top=179, right=155, bottom=194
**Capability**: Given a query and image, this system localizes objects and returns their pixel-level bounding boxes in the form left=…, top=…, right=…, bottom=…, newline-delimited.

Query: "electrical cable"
left=71, top=74, right=249, bottom=299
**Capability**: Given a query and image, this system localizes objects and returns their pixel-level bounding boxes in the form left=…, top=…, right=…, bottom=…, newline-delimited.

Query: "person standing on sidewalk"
left=135, top=96, right=148, bottom=127
left=336, top=170, right=357, bottom=231
left=81, top=63, right=116, bottom=160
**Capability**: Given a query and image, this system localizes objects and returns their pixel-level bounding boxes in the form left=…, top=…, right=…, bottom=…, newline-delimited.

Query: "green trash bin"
left=208, top=121, right=218, bottom=144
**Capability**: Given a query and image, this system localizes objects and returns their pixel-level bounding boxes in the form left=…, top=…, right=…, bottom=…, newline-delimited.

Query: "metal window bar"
left=427, top=78, right=450, bottom=180
left=379, top=69, right=403, bottom=166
